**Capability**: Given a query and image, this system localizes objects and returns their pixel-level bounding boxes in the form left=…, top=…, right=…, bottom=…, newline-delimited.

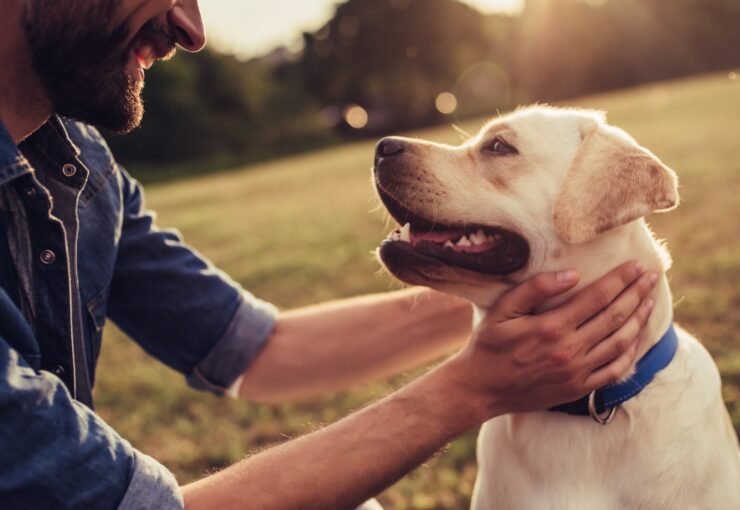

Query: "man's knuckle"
left=610, top=310, right=626, bottom=328
left=532, top=274, right=551, bottom=294
left=620, top=263, right=637, bottom=283
left=550, top=344, right=577, bottom=367
left=613, top=336, right=628, bottom=354
left=639, top=307, right=651, bottom=324
left=592, top=287, right=612, bottom=307
left=538, top=320, right=564, bottom=342
left=638, top=280, right=651, bottom=296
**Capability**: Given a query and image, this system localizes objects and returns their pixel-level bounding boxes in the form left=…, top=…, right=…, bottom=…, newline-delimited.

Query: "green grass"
left=95, top=71, right=740, bottom=509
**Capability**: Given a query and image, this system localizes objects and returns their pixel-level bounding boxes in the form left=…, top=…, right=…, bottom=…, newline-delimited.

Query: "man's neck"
left=0, top=0, right=51, bottom=143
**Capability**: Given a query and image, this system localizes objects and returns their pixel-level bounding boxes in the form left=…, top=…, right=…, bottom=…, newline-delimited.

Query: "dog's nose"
left=376, top=138, right=405, bottom=160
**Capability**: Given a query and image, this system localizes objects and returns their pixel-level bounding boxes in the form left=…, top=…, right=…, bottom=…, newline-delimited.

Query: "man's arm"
left=0, top=334, right=182, bottom=510
left=184, top=262, right=657, bottom=509
left=237, top=288, right=472, bottom=403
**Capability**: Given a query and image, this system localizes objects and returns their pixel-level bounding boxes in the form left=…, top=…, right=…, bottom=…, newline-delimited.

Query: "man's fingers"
left=491, top=270, right=580, bottom=321
left=584, top=297, right=654, bottom=368
left=561, top=261, right=647, bottom=327
left=583, top=341, right=639, bottom=391
left=579, top=272, right=658, bottom=349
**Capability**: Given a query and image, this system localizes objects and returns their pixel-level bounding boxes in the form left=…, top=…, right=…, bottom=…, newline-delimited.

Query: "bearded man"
left=0, top=1, right=657, bottom=509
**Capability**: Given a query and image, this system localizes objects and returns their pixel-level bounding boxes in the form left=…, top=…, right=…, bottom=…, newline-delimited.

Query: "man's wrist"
left=421, top=360, right=504, bottom=434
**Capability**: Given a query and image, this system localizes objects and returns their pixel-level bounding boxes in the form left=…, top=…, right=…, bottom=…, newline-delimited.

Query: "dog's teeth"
left=399, top=223, right=411, bottom=243
left=444, top=240, right=455, bottom=249
left=457, top=236, right=472, bottom=247
left=470, top=230, right=486, bottom=245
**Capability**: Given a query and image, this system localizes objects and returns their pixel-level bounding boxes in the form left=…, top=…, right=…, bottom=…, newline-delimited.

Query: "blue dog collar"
left=550, top=324, right=679, bottom=424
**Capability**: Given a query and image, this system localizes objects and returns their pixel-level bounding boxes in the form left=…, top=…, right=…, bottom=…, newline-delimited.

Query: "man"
left=0, top=1, right=658, bottom=509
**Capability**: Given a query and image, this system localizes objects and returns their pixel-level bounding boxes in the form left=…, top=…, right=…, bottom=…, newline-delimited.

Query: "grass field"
left=95, top=71, right=740, bottom=509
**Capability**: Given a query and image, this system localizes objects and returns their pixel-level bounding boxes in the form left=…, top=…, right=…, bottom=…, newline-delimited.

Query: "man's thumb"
left=491, top=270, right=580, bottom=320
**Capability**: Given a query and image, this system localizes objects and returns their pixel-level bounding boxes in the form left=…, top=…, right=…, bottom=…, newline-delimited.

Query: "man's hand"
left=183, top=262, right=658, bottom=510
left=442, top=261, right=657, bottom=419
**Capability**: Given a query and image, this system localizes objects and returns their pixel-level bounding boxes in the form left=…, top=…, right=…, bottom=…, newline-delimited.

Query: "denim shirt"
left=0, top=117, right=278, bottom=509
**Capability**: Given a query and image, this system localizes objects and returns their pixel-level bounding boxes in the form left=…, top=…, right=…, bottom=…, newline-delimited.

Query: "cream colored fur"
left=377, top=106, right=740, bottom=509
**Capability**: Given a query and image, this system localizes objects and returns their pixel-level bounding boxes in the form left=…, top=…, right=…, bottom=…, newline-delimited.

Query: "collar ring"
left=588, top=390, right=618, bottom=425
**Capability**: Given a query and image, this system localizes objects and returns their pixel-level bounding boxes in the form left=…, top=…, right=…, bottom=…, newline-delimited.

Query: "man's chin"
left=55, top=84, right=144, bottom=134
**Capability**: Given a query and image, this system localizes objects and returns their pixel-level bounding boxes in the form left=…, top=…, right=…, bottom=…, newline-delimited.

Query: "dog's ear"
left=552, top=123, right=679, bottom=244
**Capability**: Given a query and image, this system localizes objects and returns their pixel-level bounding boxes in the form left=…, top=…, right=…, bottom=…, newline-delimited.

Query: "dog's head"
left=373, top=106, right=678, bottom=306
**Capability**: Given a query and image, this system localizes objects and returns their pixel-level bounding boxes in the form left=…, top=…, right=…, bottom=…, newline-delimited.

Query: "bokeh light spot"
left=344, top=105, right=369, bottom=129
left=435, top=92, right=458, bottom=115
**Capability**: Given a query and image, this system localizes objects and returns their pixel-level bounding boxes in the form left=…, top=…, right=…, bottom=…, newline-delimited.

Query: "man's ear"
left=552, top=125, right=679, bottom=244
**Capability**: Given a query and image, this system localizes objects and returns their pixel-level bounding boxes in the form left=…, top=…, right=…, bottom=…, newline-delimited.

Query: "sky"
left=199, top=0, right=524, bottom=58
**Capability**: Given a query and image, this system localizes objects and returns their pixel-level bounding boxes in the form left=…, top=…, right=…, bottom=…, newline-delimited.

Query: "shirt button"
left=40, top=250, right=56, bottom=265
left=53, top=365, right=65, bottom=377
left=62, top=163, right=77, bottom=177
left=24, top=187, right=37, bottom=199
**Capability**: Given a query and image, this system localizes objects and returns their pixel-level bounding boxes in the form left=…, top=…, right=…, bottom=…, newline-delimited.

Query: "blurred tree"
left=298, top=0, right=503, bottom=132
left=108, top=0, right=740, bottom=177
left=108, top=50, right=334, bottom=174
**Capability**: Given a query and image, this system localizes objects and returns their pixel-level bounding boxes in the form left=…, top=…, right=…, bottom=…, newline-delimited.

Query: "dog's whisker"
left=452, top=124, right=471, bottom=141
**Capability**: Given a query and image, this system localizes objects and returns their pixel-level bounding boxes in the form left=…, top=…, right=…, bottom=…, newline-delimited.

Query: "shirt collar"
left=0, top=116, right=81, bottom=187
left=0, top=120, right=31, bottom=186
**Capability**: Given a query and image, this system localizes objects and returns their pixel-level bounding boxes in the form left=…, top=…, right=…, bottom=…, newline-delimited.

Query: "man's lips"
left=128, top=20, right=177, bottom=73
left=133, top=44, right=156, bottom=70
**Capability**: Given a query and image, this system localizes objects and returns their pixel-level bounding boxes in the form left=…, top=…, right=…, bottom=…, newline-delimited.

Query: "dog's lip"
left=375, top=183, right=448, bottom=233
left=386, top=222, right=507, bottom=253
left=377, top=183, right=507, bottom=246
left=380, top=233, right=530, bottom=277
left=375, top=180, right=530, bottom=276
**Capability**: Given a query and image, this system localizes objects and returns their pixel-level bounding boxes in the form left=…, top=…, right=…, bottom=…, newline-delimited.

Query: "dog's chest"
left=471, top=331, right=740, bottom=510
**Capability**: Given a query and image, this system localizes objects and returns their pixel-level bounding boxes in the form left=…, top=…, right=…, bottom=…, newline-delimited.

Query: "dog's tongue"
left=388, top=223, right=505, bottom=253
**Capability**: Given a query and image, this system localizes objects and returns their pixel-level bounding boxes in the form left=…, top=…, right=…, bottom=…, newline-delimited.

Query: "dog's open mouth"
left=377, top=188, right=530, bottom=276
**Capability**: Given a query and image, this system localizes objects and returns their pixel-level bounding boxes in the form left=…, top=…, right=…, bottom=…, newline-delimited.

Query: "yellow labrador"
left=373, top=106, right=740, bottom=509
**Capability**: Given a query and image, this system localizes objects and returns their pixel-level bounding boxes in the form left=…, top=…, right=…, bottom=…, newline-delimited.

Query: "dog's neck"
left=476, top=219, right=673, bottom=371
left=555, top=220, right=673, bottom=362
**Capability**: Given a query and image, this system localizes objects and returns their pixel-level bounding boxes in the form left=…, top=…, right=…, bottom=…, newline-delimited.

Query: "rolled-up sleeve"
left=0, top=338, right=183, bottom=510
left=117, top=451, right=183, bottom=510
left=107, top=167, right=277, bottom=394
left=187, top=296, right=277, bottom=394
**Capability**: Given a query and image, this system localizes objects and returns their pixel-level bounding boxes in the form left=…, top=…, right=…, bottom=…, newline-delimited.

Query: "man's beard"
left=23, top=0, right=174, bottom=134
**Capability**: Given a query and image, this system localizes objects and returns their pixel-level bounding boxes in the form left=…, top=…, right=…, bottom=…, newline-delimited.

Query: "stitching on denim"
left=79, top=161, right=117, bottom=208
left=192, top=366, right=228, bottom=392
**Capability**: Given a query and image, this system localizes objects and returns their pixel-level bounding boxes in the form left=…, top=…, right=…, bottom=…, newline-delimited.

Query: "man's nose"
left=375, top=138, right=406, bottom=161
left=168, top=0, right=206, bottom=52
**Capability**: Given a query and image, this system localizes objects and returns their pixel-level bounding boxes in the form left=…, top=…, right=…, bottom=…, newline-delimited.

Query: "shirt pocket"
left=86, top=284, right=109, bottom=368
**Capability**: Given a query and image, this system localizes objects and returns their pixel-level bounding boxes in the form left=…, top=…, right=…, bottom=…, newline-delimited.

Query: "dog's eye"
left=484, top=138, right=517, bottom=155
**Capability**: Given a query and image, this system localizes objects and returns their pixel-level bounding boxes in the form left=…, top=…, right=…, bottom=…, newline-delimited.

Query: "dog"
left=372, top=106, right=740, bottom=509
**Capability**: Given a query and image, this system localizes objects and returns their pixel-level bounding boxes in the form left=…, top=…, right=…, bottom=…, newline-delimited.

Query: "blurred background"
left=96, top=1, right=740, bottom=508
left=108, top=0, right=740, bottom=181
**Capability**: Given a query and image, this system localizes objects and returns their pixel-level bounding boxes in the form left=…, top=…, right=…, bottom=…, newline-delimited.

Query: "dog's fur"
left=373, top=106, right=740, bottom=509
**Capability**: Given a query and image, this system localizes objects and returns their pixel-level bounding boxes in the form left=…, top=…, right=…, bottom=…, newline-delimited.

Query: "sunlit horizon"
left=200, top=0, right=524, bottom=58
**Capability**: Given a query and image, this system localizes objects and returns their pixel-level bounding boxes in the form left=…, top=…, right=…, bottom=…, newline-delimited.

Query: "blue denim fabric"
left=0, top=118, right=278, bottom=509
